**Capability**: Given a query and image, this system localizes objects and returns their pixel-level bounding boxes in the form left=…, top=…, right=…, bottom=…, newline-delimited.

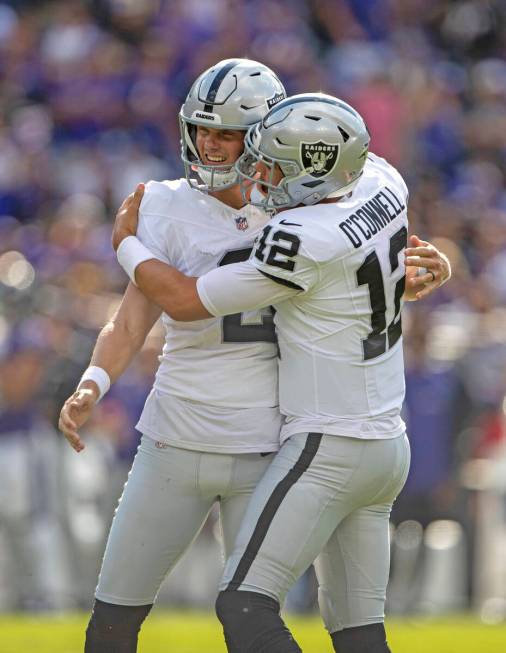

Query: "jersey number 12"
left=356, top=226, right=407, bottom=361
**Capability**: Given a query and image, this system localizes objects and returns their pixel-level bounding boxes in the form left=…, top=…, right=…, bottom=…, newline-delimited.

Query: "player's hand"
left=112, top=183, right=145, bottom=251
left=404, top=235, right=451, bottom=301
left=58, top=387, right=98, bottom=452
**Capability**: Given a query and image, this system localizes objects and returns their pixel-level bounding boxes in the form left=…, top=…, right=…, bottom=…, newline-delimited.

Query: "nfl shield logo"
left=235, top=216, right=249, bottom=231
left=301, top=141, right=339, bottom=178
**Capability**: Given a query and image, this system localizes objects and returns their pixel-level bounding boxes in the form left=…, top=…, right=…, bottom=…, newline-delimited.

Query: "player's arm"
left=110, top=184, right=203, bottom=318
left=131, top=259, right=210, bottom=320
left=382, top=164, right=451, bottom=301
left=112, top=184, right=299, bottom=320
left=404, top=235, right=451, bottom=301
left=121, top=256, right=297, bottom=320
left=58, top=283, right=161, bottom=453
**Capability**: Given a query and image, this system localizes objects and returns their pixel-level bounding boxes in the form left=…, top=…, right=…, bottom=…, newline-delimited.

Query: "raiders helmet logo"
left=266, top=92, right=285, bottom=110
left=301, top=141, right=339, bottom=178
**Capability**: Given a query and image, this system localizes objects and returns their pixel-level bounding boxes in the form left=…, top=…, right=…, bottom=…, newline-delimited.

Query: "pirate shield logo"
left=301, top=141, right=339, bottom=178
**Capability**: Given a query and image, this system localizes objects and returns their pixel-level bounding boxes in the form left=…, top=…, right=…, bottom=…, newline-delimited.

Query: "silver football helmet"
left=235, top=93, right=370, bottom=212
left=179, top=58, right=286, bottom=192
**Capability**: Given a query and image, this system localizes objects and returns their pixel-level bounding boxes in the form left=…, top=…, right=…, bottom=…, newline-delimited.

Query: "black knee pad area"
left=331, top=622, right=391, bottom=653
left=85, top=599, right=152, bottom=653
left=215, top=590, right=302, bottom=653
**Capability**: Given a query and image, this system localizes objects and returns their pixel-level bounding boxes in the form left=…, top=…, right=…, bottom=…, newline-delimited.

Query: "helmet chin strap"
left=193, top=164, right=238, bottom=190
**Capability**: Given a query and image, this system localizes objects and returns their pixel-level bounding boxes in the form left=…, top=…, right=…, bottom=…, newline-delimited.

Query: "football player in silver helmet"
left=236, top=93, right=370, bottom=210
left=59, top=58, right=289, bottom=653
left=180, top=58, right=285, bottom=193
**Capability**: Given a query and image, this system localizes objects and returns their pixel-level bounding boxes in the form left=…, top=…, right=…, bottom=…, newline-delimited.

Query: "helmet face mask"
left=235, top=93, right=370, bottom=213
left=236, top=129, right=302, bottom=211
left=179, top=59, right=286, bottom=192
left=179, top=118, right=241, bottom=191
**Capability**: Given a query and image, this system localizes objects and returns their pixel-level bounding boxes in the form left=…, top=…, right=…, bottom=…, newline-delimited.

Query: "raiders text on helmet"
left=179, top=59, right=286, bottom=192
left=235, top=93, right=370, bottom=211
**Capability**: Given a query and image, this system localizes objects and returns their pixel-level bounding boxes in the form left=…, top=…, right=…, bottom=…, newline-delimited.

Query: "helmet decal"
left=191, top=110, right=222, bottom=124
left=266, top=92, right=285, bottom=110
left=301, top=141, right=339, bottom=178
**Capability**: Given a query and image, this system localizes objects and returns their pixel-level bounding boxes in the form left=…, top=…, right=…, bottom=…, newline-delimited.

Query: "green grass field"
left=1, top=612, right=504, bottom=652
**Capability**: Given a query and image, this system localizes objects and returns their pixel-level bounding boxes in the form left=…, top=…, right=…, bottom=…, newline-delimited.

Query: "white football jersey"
left=198, top=154, right=409, bottom=442
left=134, top=179, right=281, bottom=453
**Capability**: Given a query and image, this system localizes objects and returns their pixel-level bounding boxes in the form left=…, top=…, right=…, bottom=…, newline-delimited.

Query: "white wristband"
left=79, top=366, right=111, bottom=402
left=116, top=236, right=156, bottom=284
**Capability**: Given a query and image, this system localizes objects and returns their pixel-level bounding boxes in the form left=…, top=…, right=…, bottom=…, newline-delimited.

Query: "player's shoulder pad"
left=140, top=178, right=189, bottom=215
left=136, top=180, right=184, bottom=248
left=365, top=152, right=409, bottom=202
left=267, top=206, right=343, bottom=263
left=138, top=178, right=193, bottom=230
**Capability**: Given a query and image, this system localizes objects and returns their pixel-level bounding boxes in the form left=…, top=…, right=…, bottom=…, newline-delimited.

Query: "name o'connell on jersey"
left=339, top=185, right=406, bottom=249
left=244, top=153, right=409, bottom=443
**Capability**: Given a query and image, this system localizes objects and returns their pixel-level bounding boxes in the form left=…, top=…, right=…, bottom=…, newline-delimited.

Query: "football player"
left=112, top=93, right=450, bottom=653
left=59, top=58, right=288, bottom=653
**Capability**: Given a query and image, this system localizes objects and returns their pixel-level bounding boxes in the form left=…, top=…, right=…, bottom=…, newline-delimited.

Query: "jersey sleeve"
left=197, top=261, right=299, bottom=317
left=249, top=215, right=323, bottom=292
left=135, top=181, right=173, bottom=265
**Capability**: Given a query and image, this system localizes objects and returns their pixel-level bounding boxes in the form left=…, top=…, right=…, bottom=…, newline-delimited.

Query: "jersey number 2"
left=218, top=249, right=276, bottom=343
left=356, top=226, right=407, bottom=361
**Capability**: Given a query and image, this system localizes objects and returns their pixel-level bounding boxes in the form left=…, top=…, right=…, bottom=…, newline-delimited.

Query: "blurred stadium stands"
left=0, top=0, right=505, bottom=619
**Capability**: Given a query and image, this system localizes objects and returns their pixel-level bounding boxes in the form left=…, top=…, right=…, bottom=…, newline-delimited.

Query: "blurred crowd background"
left=1, top=0, right=506, bottom=621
